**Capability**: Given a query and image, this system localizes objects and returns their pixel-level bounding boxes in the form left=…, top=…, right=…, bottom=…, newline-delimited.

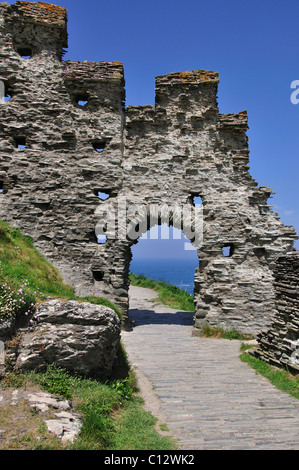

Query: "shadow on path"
left=129, top=307, right=194, bottom=326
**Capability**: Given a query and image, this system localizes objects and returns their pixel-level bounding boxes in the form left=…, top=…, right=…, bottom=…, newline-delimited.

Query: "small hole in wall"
left=78, top=99, right=88, bottom=107
left=89, top=230, right=107, bottom=244
left=0, top=181, right=3, bottom=194
left=97, top=235, right=107, bottom=244
left=15, top=137, right=26, bottom=149
left=2, top=89, right=11, bottom=102
left=92, top=270, right=104, bottom=282
left=192, top=195, right=203, bottom=207
left=97, top=191, right=110, bottom=201
left=222, top=244, right=234, bottom=257
left=17, top=47, right=32, bottom=59
left=1, top=82, right=12, bottom=102
left=76, top=95, right=89, bottom=107
left=92, top=141, right=106, bottom=152
left=3, top=93, right=11, bottom=102
left=254, top=247, right=266, bottom=259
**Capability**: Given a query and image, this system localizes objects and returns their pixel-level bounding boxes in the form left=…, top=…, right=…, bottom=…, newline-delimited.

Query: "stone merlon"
left=7, top=1, right=67, bottom=27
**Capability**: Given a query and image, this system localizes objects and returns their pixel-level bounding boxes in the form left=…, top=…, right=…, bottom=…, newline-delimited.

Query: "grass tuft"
left=240, top=353, right=299, bottom=400
left=200, top=324, right=254, bottom=341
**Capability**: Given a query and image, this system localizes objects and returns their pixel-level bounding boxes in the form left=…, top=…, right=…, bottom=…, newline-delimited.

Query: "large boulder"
left=14, top=299, right=121, bottom=378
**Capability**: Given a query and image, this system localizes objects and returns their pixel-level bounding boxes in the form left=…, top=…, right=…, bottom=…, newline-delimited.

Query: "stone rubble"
left=0, top=387, right=82, bottom=444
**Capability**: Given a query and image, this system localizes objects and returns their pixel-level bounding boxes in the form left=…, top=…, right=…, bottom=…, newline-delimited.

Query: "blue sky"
left=6, top=0, right=299, bottom=257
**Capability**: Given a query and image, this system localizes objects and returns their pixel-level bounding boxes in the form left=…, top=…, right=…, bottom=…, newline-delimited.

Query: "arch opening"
left=128, top=223, right=198, bottom=326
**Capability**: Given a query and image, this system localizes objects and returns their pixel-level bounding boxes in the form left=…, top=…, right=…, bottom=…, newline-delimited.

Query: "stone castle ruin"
left=0, top=1, right=297, bottom=335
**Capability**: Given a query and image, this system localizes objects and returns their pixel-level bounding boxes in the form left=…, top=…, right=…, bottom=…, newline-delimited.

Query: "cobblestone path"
left=121, top=286, right=299, bottom=450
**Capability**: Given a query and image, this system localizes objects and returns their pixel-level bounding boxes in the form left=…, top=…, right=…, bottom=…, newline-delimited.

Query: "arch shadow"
left=128, top=307, right=194, bottom=327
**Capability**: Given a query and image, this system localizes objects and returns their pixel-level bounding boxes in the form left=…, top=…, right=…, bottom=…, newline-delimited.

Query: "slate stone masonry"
left=0, top=1, right=297, bottom=335
left=253, top=252, right=299, bottom=372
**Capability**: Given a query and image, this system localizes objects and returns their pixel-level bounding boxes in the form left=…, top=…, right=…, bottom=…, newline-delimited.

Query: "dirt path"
left=121, top=285, right=299, bottom=450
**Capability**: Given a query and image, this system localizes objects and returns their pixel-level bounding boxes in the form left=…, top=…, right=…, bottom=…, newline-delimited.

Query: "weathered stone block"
left=14, top=300, right=121, bottom=378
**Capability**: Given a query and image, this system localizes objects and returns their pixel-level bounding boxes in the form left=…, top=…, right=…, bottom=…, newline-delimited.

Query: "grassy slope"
left=0, top=219, right=119, bottom=315
left=129, top=272, right=195, bottom=312
left=0, top=219, right=73, bottom=298
left=240, top=353, right=299, bottom=400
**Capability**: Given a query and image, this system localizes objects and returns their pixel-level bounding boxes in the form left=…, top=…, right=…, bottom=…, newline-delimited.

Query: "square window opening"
left=92, top=270, right=104, bottom=282
left=97, top=235, right=107, bottom=244
left=76, top=94, right=89, bottom=107
left=17, top=47, right=32, bottom=59
left=193, top=196, right=203, bottom=207
left=15, top=137, right=26, bottom=149
left=92, top=141, right=106, bottom=152
left=222, top=244, right=234, bottom=257
left=190, top=194, right=203, bottom=207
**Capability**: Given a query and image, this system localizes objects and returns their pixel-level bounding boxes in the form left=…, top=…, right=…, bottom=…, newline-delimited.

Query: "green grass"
left=0, top=219, right=74, bottom=299
left=0, top=219, right=120, bottom=319
left=108, top=399, right=175, bottom=450
left=1, top=364, right=177, bottom=450
left=200, top=324, right=254, bottom=341
left=240, top=353, right=299, bottom=400
left=129, top=273, right=195, bottom=312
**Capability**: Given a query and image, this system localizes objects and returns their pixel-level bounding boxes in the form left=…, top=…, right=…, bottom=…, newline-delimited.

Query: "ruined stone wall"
left=0, top=2, right=297, bottom=334
left=0, top=1, right=127, bottom=312
left=253, top=252, right=299, bottom=372
left=122, top=72, right=297, bottom=333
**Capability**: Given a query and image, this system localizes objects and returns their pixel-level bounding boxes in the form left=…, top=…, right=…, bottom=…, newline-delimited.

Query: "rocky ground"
left=0, top=385, right=82, bottom=448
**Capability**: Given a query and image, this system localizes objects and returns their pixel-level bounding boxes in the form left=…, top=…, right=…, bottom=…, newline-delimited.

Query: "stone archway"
left=128, top=223, right=199, bottom=324
left=105, top=201, right=202, bottom=328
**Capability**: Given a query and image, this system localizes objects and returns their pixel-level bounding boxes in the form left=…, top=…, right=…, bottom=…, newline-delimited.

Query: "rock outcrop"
left=9, top=299, right=121, bottom=378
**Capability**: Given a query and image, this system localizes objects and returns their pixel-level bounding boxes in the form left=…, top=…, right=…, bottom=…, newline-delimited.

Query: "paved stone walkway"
left=121, top=286, right=299, bottom=450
